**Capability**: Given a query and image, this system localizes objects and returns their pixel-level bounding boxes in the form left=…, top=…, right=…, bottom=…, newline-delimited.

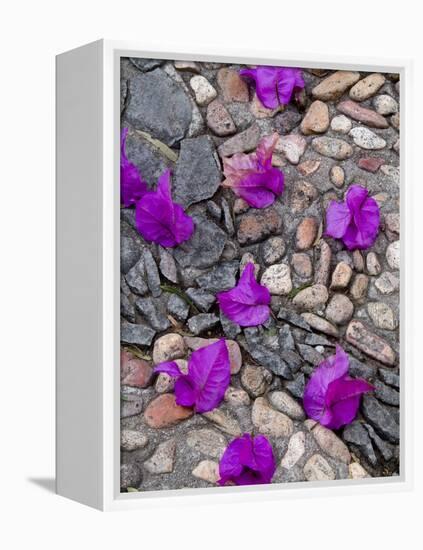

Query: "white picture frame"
left=56, top=39, right=413, bottom=511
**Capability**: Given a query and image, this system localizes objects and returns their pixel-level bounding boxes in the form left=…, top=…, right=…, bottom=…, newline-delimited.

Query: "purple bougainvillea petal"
left=325, top=200, right=352, bottom=239
left=186, top=339, right=230, bottom=413
left=303, top=345, right=373, bottom=429
left=218, top=434, right=276, bottom=486
left=135, top=169, right=194, bottom=248
left=325, top=184, right=380, bottom=250
left=174, top=376, right=197, bottom=408
left=217, top=263, right=271, bottom=327
left=153, top=361, right=183, bottom=378
left=120, top=128, right=148, bottom=207
left=222, top=133, right=284, bottom=209
left=240, top=66, right=304, bottom=109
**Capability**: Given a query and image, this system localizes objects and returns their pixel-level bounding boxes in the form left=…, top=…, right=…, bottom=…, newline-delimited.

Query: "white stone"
left=349, top=127, right=386, bottom=150
left=275, top=134, right=307, bottom=164
left=281, top=432, right=306, bottom=469
left=373, top=94, right=398, bottom=115
left=304, top=454, right=335, bottom=481
left=368, top=302, right=397, bottom=330
left=120, top=429, right=149, bottom=451
left=190, top=75, right=217, bottom=106
left=330, top=115, right=352, bottom=134
left=260, top=263, right=293, bottom=295
left=386, top=240, right=400, bottom=270
left=186, top=429, right=227, bottom=459
left=349, top=462, right=370, bottom=479
left=375, top=272, right=400, bottom=294
left=192, top=460, right=219, bottom=483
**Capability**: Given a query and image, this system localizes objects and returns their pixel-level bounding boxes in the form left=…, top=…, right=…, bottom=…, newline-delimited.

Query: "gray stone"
left=220, top=311, right=241, bottom=339
left=330, top=115, right=352, bottom=134
left=224, top=386, right=250, bottom=407
left=260, top=236, right=286, bottom=265
left=361, top=394, right=399, bottom=443
left=279, top=325, right=295, bottom=351
left=121, top=429, right=149, bottom=451
left=349, top=127, right=386, bottom=150
left=158, top=247, right=178, bottom=283
left=142, top=249, right=161, bottom=297
left=379, top=368, right=399, bottom=388
left=218, top=123, right=260, bottom=157
left=244, top=328, right=292, bottom=379
left=301, top=313, right=339, bottom=337
left=274, top=107, right=302, bottom=133
left=121, top=386, right=143, bottom=418
left=367, top=302, right=397, bottom=330
left=241, top=364, right=272, bottom=397
left=202, top=408, right=242, bottom=436
left=129, top=57, right=164, bottom=72
left=186, top=429, right=227, bottom=459
left=269, top=391, right=305, bottom=420
left=221, top=198, right=235, bottom=236
left=374, top=380, right=400, bottom=406
left=365, top=423, right=394, bottom=461
left=293, top=284, right=329, bottom=311
left=311, top=137, right=353, bottom=160
left=285, top=373, right=305, bottom=399
left=125, top=258, right=148, bottom=296
left=237, top=206, right=283, bottom=246
left=144, top=439, right=176, bottom=474
left=188, top=314, right=219, bottom=335
left=386, top=241, right=400, bottom=270
left=297, top=344, right=324, bottom=366
left=303, top=454, right=335, bottom=481
left=366, top=252, right=382, bottom=276
left=125, top=68, right=192, bottom=146
left=135, top=297, right=170, bottom=332
left=174, top=136, right=221, bottom=207
left=373, top=94, right=398, bottom=115
left=121, top=235, right=141, bottom=274
left=325, top=294, right=354, bottom=325
left=121, top=322, right=155, bottom=347
left=167, top=294, right=189, bottom=321
left=277, top=307, right=312, bottom=332
left=121, top=463, right=142, bottom=490
left=346, top=320, right=396, bottom=366
left=206, top=200, right=221, bottom=221
left=186, top=288, right=216, bottom=312
left=343, top=421, right=377, bottom=465
left=195, top=261, right=239, bottom=293
left=174, top=213, right=227, bottom=269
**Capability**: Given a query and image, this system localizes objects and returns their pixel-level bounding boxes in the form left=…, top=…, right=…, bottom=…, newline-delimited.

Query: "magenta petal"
left=120, top=128, right=148, bottom=207
left=325, top=200, right=352, bottom=239
left=217, top=263, right=271, bottom=327
left=135, top=169, right=194, bottom=247
left=186, top=339, right=231, bottom=413
left=153, top=361, right=182, bottom=378
left=174, top=376, right=196, bottom=408
left=218, top=434, right=275, bottom=486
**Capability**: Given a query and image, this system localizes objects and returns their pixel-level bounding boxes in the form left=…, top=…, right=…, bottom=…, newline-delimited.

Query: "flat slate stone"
left=121, top=322, right=155, bottom=346
left=361, top=394, right=399, bottom=444
left=173, top=213, right=227, bottom=269
left=125, top=68, right=192, bottom=146
left=129, top=58, right=164, bottom=72
left=174, top=135, right=221, bottom=207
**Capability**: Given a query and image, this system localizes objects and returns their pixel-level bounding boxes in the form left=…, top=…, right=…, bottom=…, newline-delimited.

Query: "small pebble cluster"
left=120, top=58, right=400, bottom=492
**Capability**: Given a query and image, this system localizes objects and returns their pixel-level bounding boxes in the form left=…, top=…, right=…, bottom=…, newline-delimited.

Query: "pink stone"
left=144, top=394, right=193, bottom=428
left=337, top=100, right=388, bottom=129
left=121, top=349, right=153, bottom=388
left=358, top=157, right=385, bottom=173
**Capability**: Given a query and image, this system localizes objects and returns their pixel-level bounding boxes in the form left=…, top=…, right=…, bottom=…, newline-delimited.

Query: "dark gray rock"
left=349, top=356, right=376, bottom=381
left=121, top=386, right=143, bottom=418
left=285, top=373, right=305, bottom=399
left=120, top=462, right=142, bottom=490
left=221, top=198, right=235, bottom=236
left=206, top=200, right=222, bottom=221
left=186, top=288, right=216, bottom=312
left=297, top=344, right=324, bottom=366
left=361, top=395, right=399, bottom=443
left=174, top=136, right=222, bottom=207
left=279, top=325, right=295, bottom=351
left=343, top=421, right=377, bottom=465
left=374, top=380, right=400, bottom=406
left=379, top=368, right=400, bottom=389
left=277, top=307, right=312, bottom=332
left=281, top=350, right=303, bottom=373
left=142, top=249, right=161, bottom=297
left=244, top=328, right=292, bottom=379
left=195, top=261, right=239, bottom=293
left=121, top=235, right=141, bottom=274
left=121, top=293, right=135, bottom=323
left=121, top=322, right=155, bottom=346
left=304, top=333, right=333, bottom=347
left=260, top=236, right=286, bottom=266
left=274, top=107, right=302, bottom=134
left=135, top=297, right=170, bottom=332
left=124, top=130, right=173, bottom=187
left=125, top=68, right=192, bottom=146
left=365, top=424, right=394, bottom=461
left=174, top=213, right=227, bottom=269
left=125, top=258, right=148, bottom=296
left=188, top=314, right=219, bottom=335
left=129, top=57, right=164, bottom=72
left=167, top=294, right=189, bottom=321
left=158, top=247, right=178, bottom=283
left=220, top=311, right=241, bottom=339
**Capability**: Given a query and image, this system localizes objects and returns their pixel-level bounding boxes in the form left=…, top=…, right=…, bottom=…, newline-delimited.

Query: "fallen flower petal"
left=325, top=184, right=380, bottom=250
left=120, top=128, right=148, bottom=207
left=218, top=433, right=276, bottom=486
left=135, top=169, right=194, bottom=247
left=303, top=345, right=373, bottom=430
left=217, top=263, right=271, bottom=327
left=240, top=66, right=304, bottom=109
left=153, top=339, right=230, bottom=413
left=222, top=133, right=284, bottom=208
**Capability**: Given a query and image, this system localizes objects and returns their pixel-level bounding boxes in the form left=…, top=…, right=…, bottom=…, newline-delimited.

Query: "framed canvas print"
left=56, top=40, right=412, bottom=511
